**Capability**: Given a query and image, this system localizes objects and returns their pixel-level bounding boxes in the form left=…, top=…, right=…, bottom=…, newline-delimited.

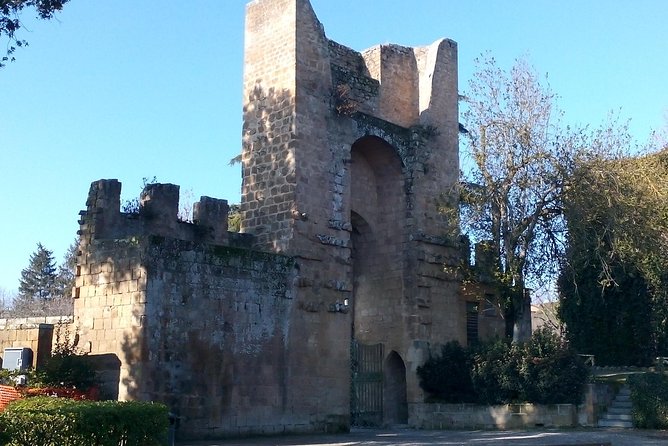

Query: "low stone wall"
left=0, top=316, right=74, bottom=370
left=579, top=382, right=616, bottom=426
left=410, top=403, right=578, bottom=430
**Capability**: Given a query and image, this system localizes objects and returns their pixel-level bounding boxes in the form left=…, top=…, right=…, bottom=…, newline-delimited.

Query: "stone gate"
left=68, top=0, right=506, bottom=440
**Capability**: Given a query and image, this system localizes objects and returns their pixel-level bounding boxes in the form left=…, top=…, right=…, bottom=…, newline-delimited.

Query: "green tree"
left=228, top=203, right=241, bottom=232
left=55, top=239, right=77, bottom=298
left=13, top=242, right=75, bottom=317
left=460, top=55, right=572, bottom=341
left=17, top=242, right=58, bottom=301
left=0, top=0, right=70, bottom=68
left=559, top=150, right=668, bottom=365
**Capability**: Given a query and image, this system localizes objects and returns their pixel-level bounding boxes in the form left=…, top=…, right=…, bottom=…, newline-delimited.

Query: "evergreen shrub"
left=0, top=397, right=168, bottom=446
left=417, top=329, right=590, bottom=405
left=519, top=329, right=589, bottom=404
left=628, top=372, right=668, bottom=429
left=470, top=339, right=522, bottom=404
left=416, top=341, right=475, bottom=402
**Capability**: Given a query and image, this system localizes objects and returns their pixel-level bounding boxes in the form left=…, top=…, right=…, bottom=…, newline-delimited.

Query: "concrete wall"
left=411, top=382, right=619, bottom=430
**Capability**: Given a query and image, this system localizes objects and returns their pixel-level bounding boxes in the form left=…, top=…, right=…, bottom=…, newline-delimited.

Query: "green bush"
left=519, top=329, right=589, bottom=404
left=628, top=372, right=668, bottom=429
left=0, top=397, right=168, bottom=446
left=33, top=353, right=97, bottom=391
left=417, top=330, right=590, bottom=405
left=417, top=341, right=476, bottom=402
left=30, top=323, right=98, bottom=391
left=470, top=339, right=523, bottom=404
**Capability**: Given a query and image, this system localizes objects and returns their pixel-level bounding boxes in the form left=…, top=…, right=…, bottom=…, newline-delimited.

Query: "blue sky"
left=1, top=0, right=667, bottom=294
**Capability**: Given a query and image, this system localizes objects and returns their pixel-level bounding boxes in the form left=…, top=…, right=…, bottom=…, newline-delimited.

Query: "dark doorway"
left=383, top=351, right=408, bottom=425
left=350, top=340, right=383, bottom=427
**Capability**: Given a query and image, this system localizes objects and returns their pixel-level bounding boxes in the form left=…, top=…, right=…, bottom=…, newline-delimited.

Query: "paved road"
left=178, top=427, right=668, bottom=446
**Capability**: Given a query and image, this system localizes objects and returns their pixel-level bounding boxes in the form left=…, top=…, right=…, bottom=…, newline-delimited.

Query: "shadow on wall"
left=240, top=83, right=299, bottom=250
left=121, top=307, right=145, bottom=404
left=88, top=353, right=121, bottom=400
left=81, top=81, right=305, bottom=438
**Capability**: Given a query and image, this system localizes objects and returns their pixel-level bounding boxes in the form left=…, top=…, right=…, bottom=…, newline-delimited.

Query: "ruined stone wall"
left=138, top=239, right=299, bottom=438
left=349, top=138, right=405, bottom=351
left=372, top=45, right=420, bottom=129
left=241, top=0, right=298, bottom=251
left=241, top=0, right=353, bottom=436
left=74, top=179, right=350, bottom=439
left=327, top=39, right=465, bottom=405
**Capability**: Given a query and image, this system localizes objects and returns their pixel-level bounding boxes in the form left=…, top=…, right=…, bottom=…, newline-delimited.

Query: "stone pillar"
left=82, top=179, right=122, bottom=241
left=140, top=183, right=179, bottom=235
left=193, top=196, right=229, bottom=244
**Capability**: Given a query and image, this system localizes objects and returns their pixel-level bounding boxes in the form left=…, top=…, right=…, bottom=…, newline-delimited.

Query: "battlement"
left=79, top=179, right=241, bottom=246
left=329, top=38, right=458, bottom=129
left=242, top=0, right=460, bottom=251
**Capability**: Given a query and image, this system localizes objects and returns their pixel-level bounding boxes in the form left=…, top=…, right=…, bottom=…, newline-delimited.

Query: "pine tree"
left=18, top=243, right=58, bottom=301
left=55, top=240, right=78, bottom=299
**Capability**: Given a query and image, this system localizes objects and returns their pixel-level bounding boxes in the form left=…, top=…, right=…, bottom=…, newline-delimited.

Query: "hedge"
left=0, top=397, right=168, bottom=446
left=417, top=341, right=476, bottom=403
left=418, top=328, right=590, bottom=405
left=628, top=372, right=668, bottom=429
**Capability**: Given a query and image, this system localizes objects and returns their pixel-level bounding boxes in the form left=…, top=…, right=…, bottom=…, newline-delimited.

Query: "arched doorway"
left=349, top=135, right=406, bottom=427
left=383, top=351, right=408, bottom=425
left=349, top=136, right=404, bottom=344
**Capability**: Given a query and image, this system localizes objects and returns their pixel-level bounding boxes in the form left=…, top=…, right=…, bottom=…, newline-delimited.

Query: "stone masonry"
left=241, top=0, right=480, bottom=415
left=62, top=0, right=507, bottom=441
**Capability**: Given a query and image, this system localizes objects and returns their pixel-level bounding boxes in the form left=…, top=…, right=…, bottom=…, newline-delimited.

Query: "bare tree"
left=651, top=109, right=668, bottom=150
left=0, top=287, right=15, bottom=316
left=460, top=55, right=571, bottom=341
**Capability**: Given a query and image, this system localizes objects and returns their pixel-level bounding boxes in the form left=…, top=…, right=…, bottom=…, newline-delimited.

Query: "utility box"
left=2, top=348, right=33, bottom=371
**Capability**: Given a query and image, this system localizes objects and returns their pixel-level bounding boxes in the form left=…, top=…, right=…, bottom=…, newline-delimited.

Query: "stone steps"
left=598, top=386, right=633, bottom=428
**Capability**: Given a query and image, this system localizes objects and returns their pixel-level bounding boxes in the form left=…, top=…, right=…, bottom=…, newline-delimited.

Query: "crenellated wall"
left=80, top=180, right=231, bottom=246
left=74, top=179, right=353, bottom=438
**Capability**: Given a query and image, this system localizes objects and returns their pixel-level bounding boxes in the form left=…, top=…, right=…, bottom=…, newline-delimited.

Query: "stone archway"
left=383, top=351, right=408, bottom=425
left=349, top=135, right=404, bottom=344
left=349, top=135, right=406, bottom=426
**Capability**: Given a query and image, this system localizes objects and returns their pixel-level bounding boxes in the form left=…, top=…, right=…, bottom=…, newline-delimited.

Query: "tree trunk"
left=504, top=289, right=532, bottom=342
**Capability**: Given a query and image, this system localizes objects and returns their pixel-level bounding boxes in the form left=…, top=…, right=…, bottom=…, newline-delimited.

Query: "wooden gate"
left=350, top=340, right=383, bottom=427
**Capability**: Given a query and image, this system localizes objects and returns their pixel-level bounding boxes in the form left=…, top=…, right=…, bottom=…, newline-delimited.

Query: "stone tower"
left=242, top=0, right=468, bottom=425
